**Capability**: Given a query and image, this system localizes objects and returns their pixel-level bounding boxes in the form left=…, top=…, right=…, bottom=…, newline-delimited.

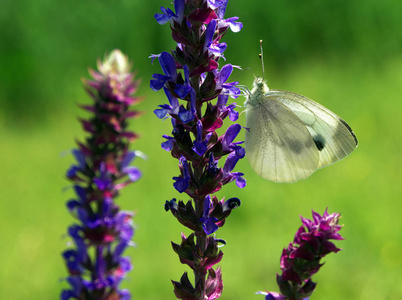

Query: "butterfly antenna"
left=242, top=67, right=256, bottom=80
left=259, top=39, right=265, bottom=80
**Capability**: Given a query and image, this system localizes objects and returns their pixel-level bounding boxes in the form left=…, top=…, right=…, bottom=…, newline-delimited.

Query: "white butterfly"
left=244, top=77, right=358, bottom=183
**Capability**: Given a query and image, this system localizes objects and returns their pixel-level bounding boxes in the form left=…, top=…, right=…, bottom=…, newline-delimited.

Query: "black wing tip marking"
left=313, top=134, right=325, bottom=151
left=339, top=118, right=358, bottom=146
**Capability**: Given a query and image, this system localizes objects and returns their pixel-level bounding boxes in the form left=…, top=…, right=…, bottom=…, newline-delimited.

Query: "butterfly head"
left=244, top=77, right=270, bottom=108
left=252, top=77, right=270, bottom=94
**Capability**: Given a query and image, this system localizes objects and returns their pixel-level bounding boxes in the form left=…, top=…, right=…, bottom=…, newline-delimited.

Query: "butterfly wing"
left=268, top=90, right=358, bottom=169
left=245, top=97, right=321, bottom=183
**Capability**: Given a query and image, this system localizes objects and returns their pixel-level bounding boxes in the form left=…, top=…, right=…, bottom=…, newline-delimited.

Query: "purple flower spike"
left=62, top=50, right=143, bottom=299
left=258, top=209, right=343, bottom=300
left=151, top=1, right=243, bottom=298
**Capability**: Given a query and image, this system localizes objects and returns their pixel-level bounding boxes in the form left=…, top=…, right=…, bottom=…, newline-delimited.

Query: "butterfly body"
left=244, top=78, right=358, bottom=183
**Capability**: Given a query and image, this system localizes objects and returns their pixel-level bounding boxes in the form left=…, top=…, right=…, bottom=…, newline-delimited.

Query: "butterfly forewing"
left=245, top=96, right=320, bottom=183
left=268, top=90, right=358, bottom=169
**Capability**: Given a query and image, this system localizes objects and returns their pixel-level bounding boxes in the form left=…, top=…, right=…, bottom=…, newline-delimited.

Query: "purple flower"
left=150, top=52, right=177, bottom=91
left=151, top=1, right=244, bottom=298
left=174, top=65, right=193, bottom=98
left=62, top=50, right=143, bottom=299
left=178, top=106, right=195, bottom=123
left=258, top=209, right=343, bottom=300
left=206, top=153, right=220, bottom=175
left=66, top=149, right=86, bottom=178
left=155, top=6, right=177, bottom=25
left=93, top=162, right=112, bottom=191
left=161, top=134, right=175, bottom=151
left=221, top=124, right=242, bottom=152
left=217, top=95, right=239, bottom=121
left=200, top=195, right=219, bottom=235
left=154, top=87, right=180, bottom=119
left=165, top=198, right=178, bottom=212
left=216, top=64, right=241, bottom=98
left=222, top=197, right=241, bottom=211
left=155, top=0, right=185, bottom=25
left=173, top=156, right=191, bottom=193
left=204, top=20, right=227, bottom=59
left=72, top=149, right=86, bottom=169
left=193, top=121, right=213, bottom=156
left=61, top=277, right=87, bottom=300
left=223, top=152, right=246, bottom=188
left=219, top=16, right=243, bottom=32
left=121, top=151, right=142, bottom=182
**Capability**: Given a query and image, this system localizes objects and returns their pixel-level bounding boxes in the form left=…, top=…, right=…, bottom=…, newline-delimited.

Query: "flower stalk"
left=61, top=50, right=143, bottom=300
left=258, top=209, right=344, bottom=300
left=152, top=0, right=244, bottom=298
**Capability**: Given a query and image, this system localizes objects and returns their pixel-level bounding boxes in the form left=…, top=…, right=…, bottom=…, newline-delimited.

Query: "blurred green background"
left=1, top=0, right=401, bottom=299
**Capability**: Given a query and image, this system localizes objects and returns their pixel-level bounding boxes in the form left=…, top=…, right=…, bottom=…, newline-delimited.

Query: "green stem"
left=194, top=195, right=207, bottom=299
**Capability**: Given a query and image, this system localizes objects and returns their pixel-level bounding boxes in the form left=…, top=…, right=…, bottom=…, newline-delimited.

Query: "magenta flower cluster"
left=151, top=0, right=244, bottom=298
left=258, top=209, right=344, bottom=300
left=62, top=50, right=142, bottom=300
